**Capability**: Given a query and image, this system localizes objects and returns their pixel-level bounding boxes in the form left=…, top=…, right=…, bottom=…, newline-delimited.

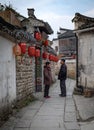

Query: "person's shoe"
left=46, top=96, right=51, bottom=98
left=59, top=94, right=66, bottom=97
left=59, top=94, right=63, bottom=97
left=44, top=96, right=51, bottom=98
left=62, top=95, right=66, bottom=97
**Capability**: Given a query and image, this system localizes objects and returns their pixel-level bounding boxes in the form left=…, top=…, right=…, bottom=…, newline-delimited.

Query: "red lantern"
left=19, top=42, right=26, bottom=54
left=13, top=44, right=21, bottom=56
left=28, top=46, right=36, bottom=57
left=52, top=55, right=54, bottom=61
left=34, top=32, right=41, bottom=41
left=72, top=54, right=76, bottom=59
left=49, top=54, right=53, bottom=61
left=42, top=52, right=48, bottom=59
left=43, top=40, right=48, bottom=46
left=35, top=49, right=40, bottom=57
left=55, top=56, right=59, bottom=62
left=52, top=55, right=55, bottom=61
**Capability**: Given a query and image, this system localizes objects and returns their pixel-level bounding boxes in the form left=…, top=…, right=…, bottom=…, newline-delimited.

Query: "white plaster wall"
left=0, top=36, right=16, bottom=106
left=78, top=33, right=94, bottom=88
left=52, top=39, right=59, bottom=54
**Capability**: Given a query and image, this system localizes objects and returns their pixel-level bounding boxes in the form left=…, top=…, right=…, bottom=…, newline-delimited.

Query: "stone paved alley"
left=1, top=78, right=94, bottom=130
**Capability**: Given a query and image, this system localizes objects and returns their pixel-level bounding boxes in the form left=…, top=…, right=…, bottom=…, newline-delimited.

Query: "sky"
left=0, top=0, right=94, bottom=40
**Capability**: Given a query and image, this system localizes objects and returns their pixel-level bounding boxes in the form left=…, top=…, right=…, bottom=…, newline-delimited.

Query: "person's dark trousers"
left=60, top=80, right=66, bottom=96
left=44, top=85, right=50, bottom=97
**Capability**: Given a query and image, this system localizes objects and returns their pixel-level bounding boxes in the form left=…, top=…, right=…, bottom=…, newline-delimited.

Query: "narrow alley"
left=0, top=1, right=94, bottom=130
left=0, top=78, right=80, bottom=130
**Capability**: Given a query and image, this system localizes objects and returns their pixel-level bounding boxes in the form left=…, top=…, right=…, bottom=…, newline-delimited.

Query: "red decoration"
left=72, top=54, right=76, bottom=59
left=42, top=52, right=48, bottom=59
left=28, top=46, right=36, bottom=57
left=49, top=54, right=53, bottom=61
left=49, top=54, right=59, bottom=62
left=43, top=40, right=48, bottom=46
left=34, top=32, right=41, bottom=41
left=13, top=44, right=21, bottom=56
left=35, top=49, right=40, bottom=57
left=55, top=56, right=59, bottom=62
left=19, top=42, right=26, bottom=54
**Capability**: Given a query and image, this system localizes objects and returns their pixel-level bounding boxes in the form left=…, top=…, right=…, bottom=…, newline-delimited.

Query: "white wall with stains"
left=78, top=33, right=94, bottom=88
left=0, top=36, right=16, bottom=108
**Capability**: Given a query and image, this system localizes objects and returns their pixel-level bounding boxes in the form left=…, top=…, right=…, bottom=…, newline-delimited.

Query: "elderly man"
left=58, top=59, right=67, bottom=97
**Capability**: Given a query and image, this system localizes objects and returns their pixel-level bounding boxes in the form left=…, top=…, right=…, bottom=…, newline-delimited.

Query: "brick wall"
left=16, top=46, right=35, bottom=106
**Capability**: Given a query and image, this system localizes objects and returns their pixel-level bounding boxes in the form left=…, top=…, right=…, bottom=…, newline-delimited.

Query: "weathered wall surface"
left=78, top=33, right=94, bottom=88
left=0, top=36, right=16, bottom=124
left=16, top=46, right=35, bottom=105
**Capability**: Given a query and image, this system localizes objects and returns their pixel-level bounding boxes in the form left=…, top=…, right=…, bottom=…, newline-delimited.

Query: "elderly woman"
left=44, top=61, right=52, bottom=98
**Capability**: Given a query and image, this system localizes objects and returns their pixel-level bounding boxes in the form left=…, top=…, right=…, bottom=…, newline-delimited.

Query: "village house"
left=72, top=13, right=94, bottom=94
left=21, top=8, right=56, bottom=92
left=52, top=27, right=77, bottom=79
left=57, top=27, right=76, bottom=59
left=0, top=9, right=37, bottom=125
left=0, top=5, right=56, bottom=126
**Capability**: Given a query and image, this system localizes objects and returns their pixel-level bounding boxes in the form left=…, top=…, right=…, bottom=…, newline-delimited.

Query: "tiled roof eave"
left=74, top=26, right=94, bottom=34
left=0, top=17, right=36, bottom=44
left=46, top=46, right=57, bottom=55
left=72, top=13, right=94, bottom=23
left=58, top=35, right=75, bottom=39
left=23, top=17, right=53, bottom=34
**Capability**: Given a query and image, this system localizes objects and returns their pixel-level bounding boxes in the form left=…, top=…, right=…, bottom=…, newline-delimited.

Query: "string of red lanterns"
left=42, top=53, right=59, bottom=62
left=13, top=43, right=58, bottom=62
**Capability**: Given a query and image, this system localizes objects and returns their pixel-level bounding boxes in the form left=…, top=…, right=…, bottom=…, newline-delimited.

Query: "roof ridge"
left=72, top=12, right=94, bottom=22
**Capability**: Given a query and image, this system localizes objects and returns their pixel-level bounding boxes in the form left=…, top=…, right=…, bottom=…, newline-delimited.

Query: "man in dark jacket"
left=58, top=59, right=67, bottom=97
left=44, top=61, right=52, bottom=98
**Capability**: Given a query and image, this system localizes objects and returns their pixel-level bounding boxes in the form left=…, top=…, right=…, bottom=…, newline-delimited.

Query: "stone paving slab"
left=26, top=101, right=43, bottom=110
left=33, top=115, right=63, bottom=120
left=0, top=126, right=14, bottom=130
left=22, top=109, right=37, bottom=116
left=80, top=123, right=94, bottom=130
left=0, top=79, right=78, bottom=130
left=65, top=105, right=76, bottom=112
left=64, top=122, right=80, bottom=130
left=43, top=103, right=64, bottom=110
left=74, top=95, right=94, bottom=121
left=37, top=108, right=64, bottom=116
left=30, top=128, right=65, bottom=130
left=14, top=128, right=29, bottom=130
left=79, top=120, right=94, bottom=130
left=66, top=97, right=75, bottom=106
left=64, top=112, right=77, bottom=122
left=30, top=119, right=64, bottom=128
left=14, top=120, right=31, bottom=128
left=45, top=97, right=65, bottom=104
